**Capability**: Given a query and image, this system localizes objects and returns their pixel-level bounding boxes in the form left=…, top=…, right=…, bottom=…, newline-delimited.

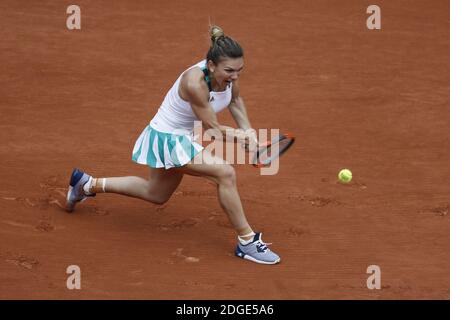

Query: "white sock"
left=238, top=232, right=256, bottom=245
left=83, top=177, right=94, bottom=195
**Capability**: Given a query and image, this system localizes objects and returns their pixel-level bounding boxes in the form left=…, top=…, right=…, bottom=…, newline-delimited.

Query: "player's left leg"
left=66, top=167, right=183, bottom=212
left=96, top=167, right=183, bottom=204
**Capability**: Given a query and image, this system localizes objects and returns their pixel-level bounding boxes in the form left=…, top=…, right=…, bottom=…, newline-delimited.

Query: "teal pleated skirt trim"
left=132, top=125, right=204, bottom=169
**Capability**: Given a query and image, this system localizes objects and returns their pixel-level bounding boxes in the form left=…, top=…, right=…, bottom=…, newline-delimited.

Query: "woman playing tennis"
left=66, top=26, right=280, bottom=265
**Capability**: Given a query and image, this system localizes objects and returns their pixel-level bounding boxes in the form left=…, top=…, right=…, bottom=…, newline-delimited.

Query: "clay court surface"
left=1, top=0, right=449, bottom=299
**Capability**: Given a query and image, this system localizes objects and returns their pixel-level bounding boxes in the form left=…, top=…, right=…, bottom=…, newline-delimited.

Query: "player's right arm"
left=179, top=68, right=246, bottom=143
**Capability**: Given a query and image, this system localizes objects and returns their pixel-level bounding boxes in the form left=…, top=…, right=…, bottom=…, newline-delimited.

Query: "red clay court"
left=0, top=0, right=449, bottom=299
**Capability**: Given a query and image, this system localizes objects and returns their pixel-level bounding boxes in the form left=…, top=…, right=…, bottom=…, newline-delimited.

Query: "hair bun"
left=210, top=25, right=225, bottom=43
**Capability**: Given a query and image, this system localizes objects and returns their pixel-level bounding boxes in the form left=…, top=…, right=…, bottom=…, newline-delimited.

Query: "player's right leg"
left=175, top=150, right=281, bottom=264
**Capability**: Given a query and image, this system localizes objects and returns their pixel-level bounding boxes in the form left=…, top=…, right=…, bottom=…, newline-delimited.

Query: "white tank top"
left=150, top=60, right=232, bottom=134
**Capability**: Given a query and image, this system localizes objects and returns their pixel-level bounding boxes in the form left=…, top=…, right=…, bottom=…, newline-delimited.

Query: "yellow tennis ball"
left=338, top=169, right=352, bottom=183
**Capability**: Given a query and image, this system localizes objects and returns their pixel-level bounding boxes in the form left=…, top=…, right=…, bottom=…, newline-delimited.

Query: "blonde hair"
left=210, top=25, right=225, bottom=44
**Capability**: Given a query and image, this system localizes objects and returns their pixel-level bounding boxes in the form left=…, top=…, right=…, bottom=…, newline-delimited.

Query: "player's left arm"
left=229, top=79, right=252, bottom=130
left=229, top=79, right=258, bottom=150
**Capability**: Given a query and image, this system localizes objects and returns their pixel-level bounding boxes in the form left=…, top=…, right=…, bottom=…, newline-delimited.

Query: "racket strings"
left=258, top=137, right=293, bottom=165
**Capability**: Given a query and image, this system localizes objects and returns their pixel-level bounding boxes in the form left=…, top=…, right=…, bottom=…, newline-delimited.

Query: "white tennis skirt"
left=132, top=124, right=203, bottom=169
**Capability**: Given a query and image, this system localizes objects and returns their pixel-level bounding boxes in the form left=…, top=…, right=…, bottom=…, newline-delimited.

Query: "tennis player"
left=66, top=26, right=280, bottom=264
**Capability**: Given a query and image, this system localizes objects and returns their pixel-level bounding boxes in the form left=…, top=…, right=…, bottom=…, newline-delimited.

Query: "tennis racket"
left=252, top=133, right=295, bottom=168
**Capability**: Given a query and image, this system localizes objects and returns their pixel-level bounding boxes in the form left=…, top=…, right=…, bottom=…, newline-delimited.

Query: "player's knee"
left=152, top=196, right=170, bottom=205
left=143, top=184, right=171, bottom=205
left=218, top=165, right=236, bottom=186
left=146, top=192, right=171, bottom=205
